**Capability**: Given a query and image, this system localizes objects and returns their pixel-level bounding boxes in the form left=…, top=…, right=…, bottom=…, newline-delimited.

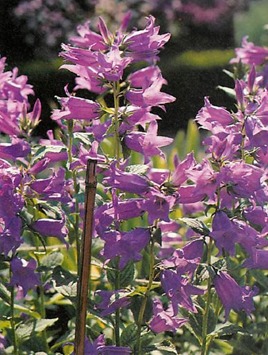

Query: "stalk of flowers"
left=51, top=15, right=198, bottom=353
left=51, top=14, right=268, bottom=354
left=1, top=13, right=268, bottom=355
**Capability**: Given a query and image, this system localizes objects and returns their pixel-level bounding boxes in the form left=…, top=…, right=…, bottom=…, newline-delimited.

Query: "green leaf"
left=121, top=323, right=138, bottom=347
left=73, top=132, right=93, bottom=145
left=54, top=282, right=77, bottom=298
left=32, top=145, right=67, bottom=164
left=152, top=227, right=162, bottom=246
left=179, top=217, right=210, bottom=236
left=126, top=164, right=149, bottom=175
left=52, top=266, right=77, bottom=298
left=40, top=251, right=64, bottom=269
left=16, top=318, right=58, bottom=341
left=0, top=283, right=11, bottom=304
left=217, top=85, right=236, bottom=99
left=130, top=296, right=153, bottom=324
left=212, top=323, right=247, bottom=337
left=107, top=260, right=135, bottom=288
left=14, top=304, right=41, bottom=319
left=144, top=340, right=177, bottom=354
left=250, top=269, right=268, bottom=290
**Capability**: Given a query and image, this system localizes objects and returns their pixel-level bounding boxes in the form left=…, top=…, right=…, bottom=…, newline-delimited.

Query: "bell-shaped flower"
left=31, top=217, right=68, bottom=244
left=196, top=97, right=233, bottom=132
left=149, top=298, right=187, bottom=333
left=101, top=228, right=150, bottom=269
left=214, top=271, right=258, bottom=320
left=126, top=67, right=175, bottom=109
left=161, top=269, right=204, bottom=315
left=210, top=211, right=239, bottom=256
left=94, top=198, right=144, bottom=237
left=52, top=92, right=100, bottom=121
left=96, top=290, right=130, bottom=317
left=9, top=257, right=40, bottom=296
left=0, top=137, right=30, bottom=160
left=124, top=121, right=173, bottom=162
left=231, top=36, right=268, bottom=66
left=103, top=162, right=150, bottom=194
left=217, top=161, right=263, bottom=199
left=124, top=15, right=171, bottom=63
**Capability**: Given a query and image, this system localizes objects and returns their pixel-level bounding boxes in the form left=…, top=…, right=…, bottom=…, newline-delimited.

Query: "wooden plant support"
left=74, top=159, right=97, bottom=355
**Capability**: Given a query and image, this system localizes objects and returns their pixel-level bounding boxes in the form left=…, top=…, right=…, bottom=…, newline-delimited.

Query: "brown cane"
left=74, top=159, right=97, bottom=354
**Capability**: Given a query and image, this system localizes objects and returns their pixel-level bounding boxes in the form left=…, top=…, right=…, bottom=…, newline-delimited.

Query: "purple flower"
left=0, top=333, right=6, bottom=351
left=210, top=211, right=238, bottom=256
left=218, top=161, right=263, bottom=199
left=101, top=228, right=150, bottom=269
left=0, top=162, right=24, bottom=255
left=231, top=36, right=268, bottom=66
left=98, top=346, right=131, bottom=354
left=70, top=20, right=107, bottom=50
left=84, top=334, right=105, bottom=355
left=161, top=269, right=204, bottom=315
left=142, top=190, right=175, bottom=225
left=31, top=218, right=68, bottom=244
left=9, top=257, right=40, bottom=296
left=96, top=46, right=132, bottom=81
left=214, top=271, right=258, bottom=320
left=0, top=138, right=30, bottom=160
left=243, top=249, right=268, bottom=269
left=162, top=239, right=204, bottom=277
left=29, top=167, right=69, bottom=202
left=149, top=298, right=187, bottom=333
left=124, top=121, right=173, bottom=161
left=124, top=15, right=171, bottom=62
left=126, top=67, right=175, bottom=109
left=0, top=57, right=40, bottom=136
left=103, top=163, right=150, bottom=194
left=52, top=93, right=100, bottom=121
left=196, top=97, right=233, bottom=132
left=96, top=290, right=130, bottom=317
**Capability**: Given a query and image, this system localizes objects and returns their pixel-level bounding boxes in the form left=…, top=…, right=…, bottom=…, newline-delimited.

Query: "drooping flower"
left=210, top=211, right=238, bottom=256
left=231, top=36, right=268, bottom=66
left=217, top=161, right=263, bottom=199
left=161, top=269, right=204, bottom=315
left=101, top=228, right=150, bottom=269
left=149, top=298, right=187, bottom=333
left=161, top=239, right=204, bottom=277
left=123, top=15, right=171, bottom=63
left=9, top=257, right=40, bottom=296
left=124, top=121, right=173, bottom=162
left=0, top=161, right=24, bottom=256
left=31, top=218, right=68, bottom=244
left=214, top=271, right=258, bottom=320
left=0, top=57, right=40, bottom=136
left=96, top=290, right=130, bottom=317
left=98, top=345, right=132, bottom=354
left=126, top=66, right=175, bottom=109
left=103, top=162, right=150, bottom=194
left=52, top=92, right=100, bottom=121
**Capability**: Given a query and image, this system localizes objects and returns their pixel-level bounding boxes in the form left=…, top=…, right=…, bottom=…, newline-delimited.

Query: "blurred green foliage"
left=234, top=0, right=268, bottom=46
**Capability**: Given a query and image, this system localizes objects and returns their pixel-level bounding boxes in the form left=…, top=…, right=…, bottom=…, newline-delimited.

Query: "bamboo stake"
left=74, top=159, right=97, bottom=355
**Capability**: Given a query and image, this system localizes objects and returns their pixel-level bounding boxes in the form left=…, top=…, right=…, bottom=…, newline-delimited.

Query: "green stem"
left=67, top=120, right=80, bottom=264
left=201, top=238, right=213, bottom=355
left=10, top=283, right=19, bottom=355
left=115, top=266, right=121, bottom=346
left=136, top=239, right=155, bottom=355
left=9, top=261, right=19, bottom=355
left=112, top=81, right=121, bottom=162
left=36, top=254, right=50, bottom=353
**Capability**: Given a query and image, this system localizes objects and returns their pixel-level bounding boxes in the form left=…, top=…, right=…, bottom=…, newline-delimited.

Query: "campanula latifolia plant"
left=0, top=13, right=268, bottom=355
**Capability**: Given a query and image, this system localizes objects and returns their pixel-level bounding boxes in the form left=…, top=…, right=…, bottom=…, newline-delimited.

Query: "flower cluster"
left=0, top=13, right=268, bottom=355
